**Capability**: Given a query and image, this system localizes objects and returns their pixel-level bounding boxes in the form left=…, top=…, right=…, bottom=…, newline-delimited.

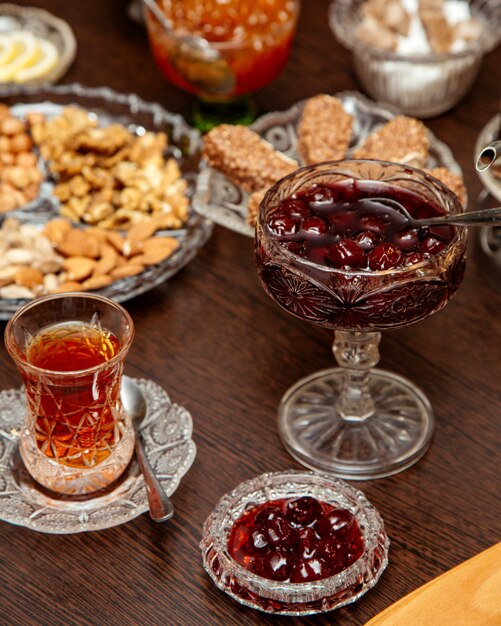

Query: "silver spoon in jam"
left=362, top=198, right=501, bottom=228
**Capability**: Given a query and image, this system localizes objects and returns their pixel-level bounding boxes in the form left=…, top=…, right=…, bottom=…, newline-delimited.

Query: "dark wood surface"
left=1, top=1, right=500, bottom=625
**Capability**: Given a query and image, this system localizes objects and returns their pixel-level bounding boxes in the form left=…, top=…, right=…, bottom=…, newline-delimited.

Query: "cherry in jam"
left=227, top=496, right=365, bottom=583
left=265, top=180, right=456, bottom=270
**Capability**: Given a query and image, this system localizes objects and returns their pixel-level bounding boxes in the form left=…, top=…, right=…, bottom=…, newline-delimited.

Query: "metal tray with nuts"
left=0, top=84, right=213, bottom=318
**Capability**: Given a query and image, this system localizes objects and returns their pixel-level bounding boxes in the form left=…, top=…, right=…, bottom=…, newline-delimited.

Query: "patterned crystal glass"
left=4, top=293, right=135, bottom=495
left=255, top=160, right=467, bottom=479
left=200, top=470, right=389, bottom=616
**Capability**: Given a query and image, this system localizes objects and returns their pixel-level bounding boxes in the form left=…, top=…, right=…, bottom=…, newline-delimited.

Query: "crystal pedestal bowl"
left=255, top=160, right=467, bottom=479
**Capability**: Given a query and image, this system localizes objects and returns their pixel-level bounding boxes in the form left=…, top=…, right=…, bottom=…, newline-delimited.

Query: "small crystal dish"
left=200, top=470, right=389, bottom=616
left=329, top=0, right=501, bottom=118
left=0, top=3, right=77, bottom=89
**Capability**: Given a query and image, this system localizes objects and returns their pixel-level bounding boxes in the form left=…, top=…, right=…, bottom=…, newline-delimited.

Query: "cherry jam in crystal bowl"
left=255, top=160, right=467, bottom=332
left=200, top=471, right=389, bottom=615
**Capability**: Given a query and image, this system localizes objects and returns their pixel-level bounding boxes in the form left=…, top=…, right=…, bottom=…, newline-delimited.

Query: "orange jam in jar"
left=146, top=0, right=300, bottom=98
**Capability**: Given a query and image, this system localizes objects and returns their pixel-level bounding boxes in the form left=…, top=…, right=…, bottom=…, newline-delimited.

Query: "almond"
left=106, top=230, right=125, bottom=253
left=84, top=226, right=108, bottom=242
left=0, top=265, right=18, bottom=281
left=50, top=280, right=85, bottom=294
left=4, top=248, right=34, bottom=264
left=62, top=257, right=96, bottom=281
left=83, top=274, right=113, bottom=290
left=43, top=273, right=59, bottom=292
left=57, top=228, right=88, bottom=257
left=92, top=243, right=118, bottom=276
left=15, top=267, right=44, bottom=288
left=0, top=194, right=18, bottom=213
left=127, top=219, right=157, bottom=247
left=122, top=238, right=143, bottom=258
left=140, top=237, right=179, bottom=263
left=0, top=284, right=34, bottom=299
left=110, top=263, right=144, bottom=278
left=81, top=232, right=100, bottom=258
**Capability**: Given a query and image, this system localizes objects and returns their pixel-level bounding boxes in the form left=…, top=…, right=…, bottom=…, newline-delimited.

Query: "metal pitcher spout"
left=476, top=139, right=501, bottom=172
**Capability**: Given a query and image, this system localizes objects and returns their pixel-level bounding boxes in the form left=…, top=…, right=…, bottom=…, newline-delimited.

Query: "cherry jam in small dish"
left=200, top=471, right=389, bottom=616
left=228, top=496, right=365, bottom=583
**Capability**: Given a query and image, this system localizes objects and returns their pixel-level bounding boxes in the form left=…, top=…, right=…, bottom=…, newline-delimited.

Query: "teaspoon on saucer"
left=121, top=377, right=174, bottom=522
left=360, top=197, right=501, bottom=229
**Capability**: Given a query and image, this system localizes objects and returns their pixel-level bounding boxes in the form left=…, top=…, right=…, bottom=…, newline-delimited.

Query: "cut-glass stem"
left=333, top=331, right=381, bottom=421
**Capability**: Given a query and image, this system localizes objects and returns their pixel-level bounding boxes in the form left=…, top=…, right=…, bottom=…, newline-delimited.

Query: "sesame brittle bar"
left=427, top=167, right=467, bottom=206
left=352, top=115, right=430, bottom=168
left=297, top=95, right=353, bottom=164
left=247, top=188, right=267, bottom=227
left=202, top=124, right=298, bottom=193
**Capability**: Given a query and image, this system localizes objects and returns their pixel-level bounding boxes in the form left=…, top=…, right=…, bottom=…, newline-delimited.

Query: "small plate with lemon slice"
left=0, top=4, right=76, bottom=89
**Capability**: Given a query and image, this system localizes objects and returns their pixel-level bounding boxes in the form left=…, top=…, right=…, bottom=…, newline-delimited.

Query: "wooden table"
left=1, top=1, right=500, bottom=624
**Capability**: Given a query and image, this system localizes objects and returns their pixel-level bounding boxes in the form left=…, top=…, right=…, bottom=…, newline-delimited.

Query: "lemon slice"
left=0, top=33, right=17, bottom=68
left=14, top=38, right=59, bottom=83
left=0, top=31, right=38, bottom=81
